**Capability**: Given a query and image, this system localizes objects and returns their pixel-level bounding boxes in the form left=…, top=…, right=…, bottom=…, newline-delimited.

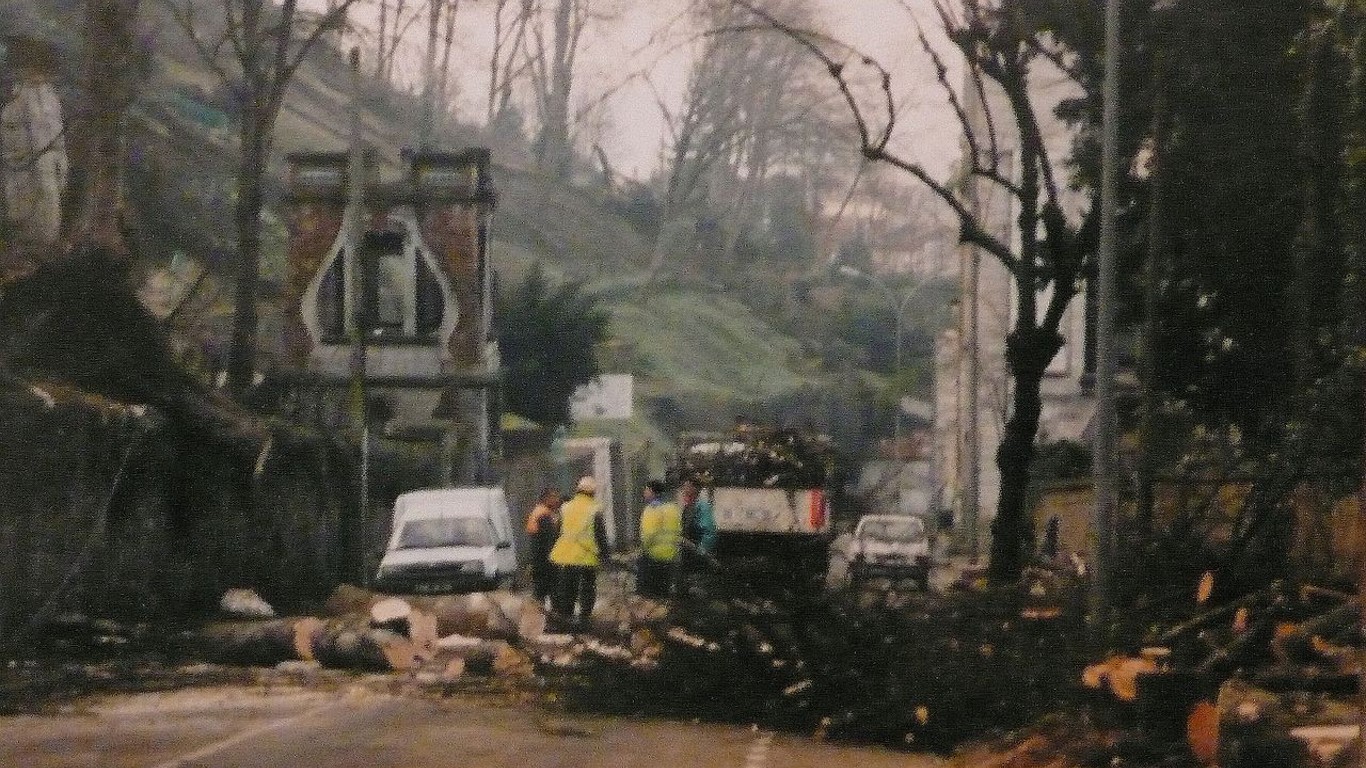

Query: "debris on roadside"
left=1077, top=573, right=1363, bottom=768
left=218, top=588, right=276, bottom=620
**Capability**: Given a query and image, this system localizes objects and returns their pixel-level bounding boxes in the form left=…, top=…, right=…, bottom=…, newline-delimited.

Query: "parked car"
left=374, top=486, right=517, bottom=594
left=837, top=514, right=931, bottom=590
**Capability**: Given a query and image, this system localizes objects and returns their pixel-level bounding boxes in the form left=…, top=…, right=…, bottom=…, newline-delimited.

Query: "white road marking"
left=144, top=702, right=341, bottom=768
left=744, top=731, right=774, bottom=768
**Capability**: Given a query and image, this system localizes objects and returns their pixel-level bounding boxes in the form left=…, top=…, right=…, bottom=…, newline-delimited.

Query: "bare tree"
left=415, top=0, right=462, bottom=143
left=158, top=0, right=359, bottom=393
left=68, top=0, right=143, bottom=254
left=487, top=0, right=536, bottom=137
left=526, top=0, right=609, bottom=180
left=649, top=0, right=838, bottom=276
left=736, top=0, right=1098, bottom=581
left=376, top=0, right=390, bottom=77
left=373, top=0, right=420, bottom=84
left=434, top=0, right=462, bottom=130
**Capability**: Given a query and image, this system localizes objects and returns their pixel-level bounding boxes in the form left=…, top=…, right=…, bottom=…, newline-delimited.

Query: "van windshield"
left=860, top=517, right=924, bottom=543
left=397, top=517, right=494, bottom=549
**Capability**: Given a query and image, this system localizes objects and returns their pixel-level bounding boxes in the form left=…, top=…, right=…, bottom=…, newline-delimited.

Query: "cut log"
left=370, top=597, right=412, bottom=628
left=411, top=592, right=527, bottom=640
left=324, top=584, right=380, bottom=616
left=407, top=609, right=439, bottom=660
left=310, top=618, right=421, bottom=671
left=323, top=586, right=531, bottom=642
left=1080, top=654, right=1159, bottom=700
left=196, top=617, right=322, bottom=666
left=518, top=602, right=547, bottom=641
left=1187, top=699, right=1219, bottom=766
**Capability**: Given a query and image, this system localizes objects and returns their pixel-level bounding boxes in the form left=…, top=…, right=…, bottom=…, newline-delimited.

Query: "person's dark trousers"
left=530, top=544, right=555, bottom=604
left=531, top=558, right=555, bottom=604
left=637, top=557, right=673, bottom=599
left=554, top=565, right=598, bottom=622
left=678, top=549, right=706, bottom=592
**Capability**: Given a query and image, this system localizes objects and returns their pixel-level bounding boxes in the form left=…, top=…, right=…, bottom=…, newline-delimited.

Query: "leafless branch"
left=730, top=0, right=1018, bottom=270
left=156, top=0, right=234, bottom=82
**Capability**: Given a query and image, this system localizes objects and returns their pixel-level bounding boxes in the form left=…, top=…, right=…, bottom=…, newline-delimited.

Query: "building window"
left=364, top=231, right=409, bottom=335
left=315, top=229, right=446, bottom=342
left=318, top=255, right=345, bottom=340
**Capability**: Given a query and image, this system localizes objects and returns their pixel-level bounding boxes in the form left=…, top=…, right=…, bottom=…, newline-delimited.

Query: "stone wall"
left=0, top=388, right=365, bottom=646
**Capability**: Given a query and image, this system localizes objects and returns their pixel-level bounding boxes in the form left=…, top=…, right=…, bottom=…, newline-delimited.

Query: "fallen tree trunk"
left=196, top=617, right=323, bottom=666
left=310, top=618, right=421, bottom=671
left=322, top=586, right=529, bottom=641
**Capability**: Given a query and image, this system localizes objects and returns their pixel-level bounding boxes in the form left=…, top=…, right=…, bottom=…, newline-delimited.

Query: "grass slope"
left=607, top=291, right=820, bottom=406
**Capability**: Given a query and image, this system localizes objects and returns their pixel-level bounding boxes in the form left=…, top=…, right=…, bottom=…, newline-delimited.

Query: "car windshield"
left=397, top=517, right=493, bottom=549
left=860, top=517, right=924, bottom=543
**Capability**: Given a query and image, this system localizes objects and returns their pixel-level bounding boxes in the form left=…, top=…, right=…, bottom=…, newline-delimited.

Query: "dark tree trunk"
left=989, top=325, right=1063, bottom=583
left=537, top=0, right=573, bottom=180
left=72, top=0, right=141, bottom=253
left=227, top=110, right=268, bottom=393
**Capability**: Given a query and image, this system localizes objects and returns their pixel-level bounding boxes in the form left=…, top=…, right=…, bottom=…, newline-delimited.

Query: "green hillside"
left=5, top=1, right=935, bottom=458
left=609, top=292, right=820, bottom=404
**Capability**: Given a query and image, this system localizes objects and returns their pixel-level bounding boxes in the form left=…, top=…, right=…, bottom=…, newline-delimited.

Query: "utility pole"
left=1359, top=335, right=1366, bottom=768
left=1091, top=0, right=1122, bottom=636
left=964, top=247, right=981, bottom=561
left=418, top=0, right=441, bottom=149
left=1137, top=50, right=1167, bottom=533
left=345, top=47, right=371, bottom=584
left=0, top=41, right=10, bottom=248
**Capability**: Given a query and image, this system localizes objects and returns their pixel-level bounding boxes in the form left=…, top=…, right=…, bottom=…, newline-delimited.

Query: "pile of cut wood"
left=1080, top=574, right=1362, bottom=768
left=549, top=580, right=1088, bottom=751
left=193, top=586, right=546, bottom=682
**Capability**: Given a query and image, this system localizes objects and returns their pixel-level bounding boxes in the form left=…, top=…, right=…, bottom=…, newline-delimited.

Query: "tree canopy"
left=495, top=263, right=610, bottom=427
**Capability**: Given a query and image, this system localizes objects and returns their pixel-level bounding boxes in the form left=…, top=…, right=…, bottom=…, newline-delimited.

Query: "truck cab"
left=374, top=487, right=516, bottom=594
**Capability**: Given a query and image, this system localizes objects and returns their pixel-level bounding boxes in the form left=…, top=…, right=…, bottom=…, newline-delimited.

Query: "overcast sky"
left=331, top=1, right=963, bottom=180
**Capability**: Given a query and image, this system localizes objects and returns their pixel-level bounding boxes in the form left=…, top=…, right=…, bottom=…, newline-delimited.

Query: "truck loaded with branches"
left=668, top=424, right=839, bottom=591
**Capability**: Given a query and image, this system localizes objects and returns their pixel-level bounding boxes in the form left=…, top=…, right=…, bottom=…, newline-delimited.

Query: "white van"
left=373, top=487, right=517, bottom=594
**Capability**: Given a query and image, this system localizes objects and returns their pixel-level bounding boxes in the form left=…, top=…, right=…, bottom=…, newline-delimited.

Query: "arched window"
left=315, top=229, right=446, bottom=342
left=318, top=254, right=345, bottom=340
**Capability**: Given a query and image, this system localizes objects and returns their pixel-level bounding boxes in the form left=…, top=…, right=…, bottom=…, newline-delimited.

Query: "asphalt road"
left=1, top=685, right=945, bottom=768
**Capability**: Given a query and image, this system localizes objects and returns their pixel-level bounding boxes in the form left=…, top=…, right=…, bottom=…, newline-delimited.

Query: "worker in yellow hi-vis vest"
left=637, top=479, right=681, bottom=599
left=549, top=475, right=609, bottom=626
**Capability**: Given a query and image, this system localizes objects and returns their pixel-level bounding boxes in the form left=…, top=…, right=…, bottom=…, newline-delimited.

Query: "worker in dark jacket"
left=549, top=475, right=610, bottom=627
left=679, top=478, right=717, bottom=586
left=524, top=487, right=563, bottom=607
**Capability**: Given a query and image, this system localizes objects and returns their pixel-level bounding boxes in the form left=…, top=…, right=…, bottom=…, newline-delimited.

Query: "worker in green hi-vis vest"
left=637, top=479, right=681, bottom=599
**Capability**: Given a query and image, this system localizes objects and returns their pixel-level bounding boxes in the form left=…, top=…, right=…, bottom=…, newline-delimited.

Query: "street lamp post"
left=837, top=265, right=926, bottom=446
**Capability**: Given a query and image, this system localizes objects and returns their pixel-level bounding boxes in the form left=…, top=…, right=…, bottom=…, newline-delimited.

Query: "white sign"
left=569, top=374, right=634, bottom=420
